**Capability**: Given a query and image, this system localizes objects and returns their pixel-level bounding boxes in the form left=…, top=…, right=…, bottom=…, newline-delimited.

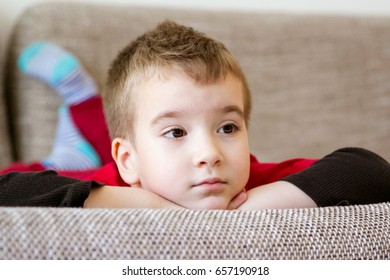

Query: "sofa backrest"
left=4, top=3, right=390, bottom=165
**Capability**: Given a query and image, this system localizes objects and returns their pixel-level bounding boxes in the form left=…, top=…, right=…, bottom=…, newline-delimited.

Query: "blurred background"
left=2, top=0, right=390, bottom=69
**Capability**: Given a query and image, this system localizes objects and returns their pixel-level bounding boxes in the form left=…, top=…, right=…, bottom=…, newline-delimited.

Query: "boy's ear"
left=111, top=137, right=140, bottom=186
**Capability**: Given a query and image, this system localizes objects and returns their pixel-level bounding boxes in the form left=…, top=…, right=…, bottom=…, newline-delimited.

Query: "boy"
left=89, top=20, right=390, bottom=210
left=88, top=20, right=318, bottom=210
left=1, top=21, right=390, bottom=209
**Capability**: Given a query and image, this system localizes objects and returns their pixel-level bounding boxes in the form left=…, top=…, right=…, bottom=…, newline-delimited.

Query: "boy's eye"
left=218, top=124, right=238, bottom=134
left=164, top=128, right=187, bottom=139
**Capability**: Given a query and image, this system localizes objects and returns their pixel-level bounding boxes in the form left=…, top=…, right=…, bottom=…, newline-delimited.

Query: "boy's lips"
left=193, top=178, right=226, bottom=191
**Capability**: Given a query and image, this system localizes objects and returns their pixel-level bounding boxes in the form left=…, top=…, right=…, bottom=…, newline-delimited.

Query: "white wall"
left=2, top=0, right=390, bottom=77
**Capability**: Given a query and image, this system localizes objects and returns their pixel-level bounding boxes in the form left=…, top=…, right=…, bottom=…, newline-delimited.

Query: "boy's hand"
left=227, top=191, right=248, bottom=210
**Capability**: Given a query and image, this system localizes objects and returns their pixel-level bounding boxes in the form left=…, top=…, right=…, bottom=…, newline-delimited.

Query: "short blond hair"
left=104, top=20, right=251, bottom=139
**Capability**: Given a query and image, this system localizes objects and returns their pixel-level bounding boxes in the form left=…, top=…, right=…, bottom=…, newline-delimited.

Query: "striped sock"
left=18, top=41, right=97, bottom=105
left=42, top=106, right=101, bottom=171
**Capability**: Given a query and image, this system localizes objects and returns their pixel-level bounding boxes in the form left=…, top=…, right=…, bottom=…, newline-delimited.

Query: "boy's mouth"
left=193, top=178, right=226, bottom=192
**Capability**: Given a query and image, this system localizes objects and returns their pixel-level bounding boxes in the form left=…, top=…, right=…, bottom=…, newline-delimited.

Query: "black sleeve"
left=0, top=170, right=104, bottom=207
left=282, top=147, right=390, bottom=207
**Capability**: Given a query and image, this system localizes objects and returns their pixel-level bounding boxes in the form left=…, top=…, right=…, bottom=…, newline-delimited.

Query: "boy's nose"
left=192, top=136, right=223, bottom=168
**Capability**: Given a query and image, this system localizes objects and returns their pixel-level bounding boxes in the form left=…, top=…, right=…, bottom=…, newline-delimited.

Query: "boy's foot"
left=42, top=106, right=101, bottom=170
left=18, top=41, right=98, bottom=105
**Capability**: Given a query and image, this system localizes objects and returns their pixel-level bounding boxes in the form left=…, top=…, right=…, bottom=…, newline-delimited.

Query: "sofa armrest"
left=1, top=203, right=389, bottom=259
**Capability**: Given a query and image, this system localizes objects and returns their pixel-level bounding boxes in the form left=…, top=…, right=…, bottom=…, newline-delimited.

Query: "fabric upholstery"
left=0, top=48, right=12, bottom=168
left=1, top=204, right=389, bottom=259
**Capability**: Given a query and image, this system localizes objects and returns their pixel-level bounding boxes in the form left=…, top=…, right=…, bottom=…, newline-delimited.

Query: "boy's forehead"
left=133, top=70, right=245, bottom=109
left=134, top=68, right=244, bottom=93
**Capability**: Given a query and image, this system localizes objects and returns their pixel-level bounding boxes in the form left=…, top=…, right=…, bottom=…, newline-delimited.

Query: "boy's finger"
left=227, top=191, right=247, bottom=210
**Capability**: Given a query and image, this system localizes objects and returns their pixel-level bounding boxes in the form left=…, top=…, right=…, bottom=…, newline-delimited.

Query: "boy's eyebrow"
left=151, top=105, right=244, bottom=125
left=151, top=110, right=184, bottom=125
left=222, top=105, right=244, bottom=118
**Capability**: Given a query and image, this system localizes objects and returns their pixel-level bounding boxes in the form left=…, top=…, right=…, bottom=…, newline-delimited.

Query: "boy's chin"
left=184, top=197, right=231, bottom=210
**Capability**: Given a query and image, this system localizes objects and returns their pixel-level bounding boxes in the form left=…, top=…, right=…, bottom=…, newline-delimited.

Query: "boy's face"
left=116, top=71, right=250, bottom=209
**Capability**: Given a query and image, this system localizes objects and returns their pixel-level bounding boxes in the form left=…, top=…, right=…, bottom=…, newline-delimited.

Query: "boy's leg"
left=42, top=105, right=101, bottom=170
left=18, top=42, right=102, bottom=170
left=69, top=96, right=113, bottom=165
left=0, top=162, right=46, bottom=175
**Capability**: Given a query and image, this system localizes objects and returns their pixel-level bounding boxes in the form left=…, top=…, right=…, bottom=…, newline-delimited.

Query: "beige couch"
left=0, top=3, right=389, bottom=259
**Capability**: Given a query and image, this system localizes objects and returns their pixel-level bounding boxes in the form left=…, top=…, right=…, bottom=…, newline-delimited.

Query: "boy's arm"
left=0, top=170, right=96, bottom=207
left=0, top=170, right=183, bottom=209
left=238, top=181, right=316, bottom=210
left=84, top=185, right=183, bottom=209
left=239, top=147, right=390, bottom=210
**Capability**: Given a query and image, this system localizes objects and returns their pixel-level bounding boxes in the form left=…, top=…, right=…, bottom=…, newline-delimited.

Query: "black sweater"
left=0, top=147, right=389, bottom=208
left=282, top=147, right=390, bottom=206
left=0, top=171, right=102, bottom=207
